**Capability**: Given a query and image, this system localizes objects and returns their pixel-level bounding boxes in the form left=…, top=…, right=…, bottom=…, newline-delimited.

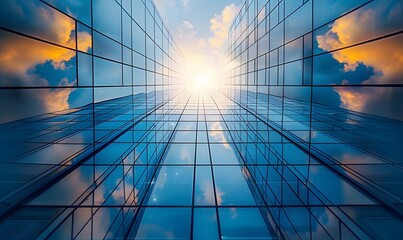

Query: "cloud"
left=175, top=19, right=216, bottom=85
left=77, top=31, right=92, bottom=52
left=182, top=0, right=190, bottom=10
left=43, top=78, right=76, bottom=111
left=215, top=187, right=224, bottom=205
left=178, top=20, right=197, bottom=39
left=210, top=122, right=231, bottom=149
left=153, top=0, right=189, bottom=14
left=316, top=1, right=403, bottom=120
left=0, top=1, right=92, bottom=123
left=180, top=147, right=191, bottom=162
left=153, top=0, right=176, bottom=16
left=166, top=4, right=239, bottom=88
left=196, top=181, right=224, bottom=205
left=209, top=4, right=240, bottom=48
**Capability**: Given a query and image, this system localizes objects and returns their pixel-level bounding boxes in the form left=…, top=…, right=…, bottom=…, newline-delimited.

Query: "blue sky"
left=154, top=0, right=241, bottom=88
left=154, top=0, right=240, bottom=38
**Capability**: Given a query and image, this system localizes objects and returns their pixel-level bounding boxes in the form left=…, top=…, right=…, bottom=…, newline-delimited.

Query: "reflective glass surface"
left=0, top=0, right=402, bottom=239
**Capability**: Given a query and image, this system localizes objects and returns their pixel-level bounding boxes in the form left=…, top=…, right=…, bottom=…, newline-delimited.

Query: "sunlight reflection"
left=185, top=70, right=218, bottom=91
left=183, top=56, right=219, bottom=92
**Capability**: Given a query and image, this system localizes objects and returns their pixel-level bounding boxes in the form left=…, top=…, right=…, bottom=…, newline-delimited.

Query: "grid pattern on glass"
left=220, top=0, right=403, bottom=239
left=0, top=0, right=403, bottom=239
left=130, top=92, right=277, bottom=239
left=0, top=0, right=184, bottom=226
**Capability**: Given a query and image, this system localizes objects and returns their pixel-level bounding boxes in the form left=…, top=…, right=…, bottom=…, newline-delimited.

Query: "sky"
left=153, top=0, right=241, bottom=89
left=1, top=0, right=402, bottom=123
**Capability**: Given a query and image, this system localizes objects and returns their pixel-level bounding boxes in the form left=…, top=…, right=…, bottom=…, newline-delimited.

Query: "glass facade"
left=0, top=0, right=184, bottom=238
left=0, top=0, right=402, bottom=239
left=221, top=0, right=403, bottom=239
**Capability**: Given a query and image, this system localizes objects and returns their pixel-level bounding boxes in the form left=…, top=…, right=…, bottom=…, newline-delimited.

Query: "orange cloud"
left=209, top=4, right=239, bottom=48
left=215, top=187, right=224, bottom=205
left=43, top=78, right=76, bottom=112
left=0, top=1, right=92, bottom=123
left=39, top=5, right=76, bottom=48
left=171, top=4, right=239, bottom=89
left=316, top=1, right=403, bottom=118
left=333, top=84, right=366, bottom=111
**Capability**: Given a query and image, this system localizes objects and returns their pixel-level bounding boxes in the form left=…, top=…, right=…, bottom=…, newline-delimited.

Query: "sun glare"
left=182, top=54, right=220, bottom=92
left=193, top=74, right=211, bottom=89
left=185, top=70, right=218, bottom=92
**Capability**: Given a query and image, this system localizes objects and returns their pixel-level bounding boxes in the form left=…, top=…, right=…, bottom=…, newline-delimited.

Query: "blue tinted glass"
left=93, top=0, right=121, bottom=41
left=163, top=144, right=195, bottom=164
left=135, top=208, right=191, bottom=239
left=94, top=57, right=122, bottom=86
left=210, top=144, right=239, bottom=164
left=148, top=166, right=193, bottom=205
left=219, top=208, right=274, bottom=239
left=193, top=208, right=219, bottom=239
left=194, top=166, right=215, bottom=206
left=196, top=144, right=210, bottom=164
left=0, top=0, right=402, bottom=239
left=213, top=166, right=256, bottom=205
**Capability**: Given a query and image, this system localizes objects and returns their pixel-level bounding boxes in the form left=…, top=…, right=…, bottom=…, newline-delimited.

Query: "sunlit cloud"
left=241, top=166, right=252, bottom=180
left=215, top=187, right=224, bottom=205
left=229, top=207, right=238, bottom=219
left=316, top=1, right=403, bottom=119
left=210, top=122, right=231, bottom=149
left=43, top=78, right=76, bottom=112
left=0, top=1, right=92, bottom=123
left=197, top=181, right=224, bottom=205
left=77, top=31, right=92, bottom=53
left=209, top=4, right=240, bottom=49
left=169, top=3, right=239, bottom=92
left=333, top=81, right=366, bottom=111
left=111, top=179, right=125, bottom=203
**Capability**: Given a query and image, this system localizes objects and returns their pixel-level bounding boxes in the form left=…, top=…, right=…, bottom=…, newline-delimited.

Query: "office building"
left=0, top=0, right=402, bottom=239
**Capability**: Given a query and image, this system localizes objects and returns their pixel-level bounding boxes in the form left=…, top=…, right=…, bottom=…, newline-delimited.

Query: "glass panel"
left=213, top=166, right=256, bottom=206
left=193, top=208, right=219, bottom=240
left=135, top=208, right=191, bottom=239
left=93, top=0, right=121, bottom=41
left=0, top=0, right=76, bottom=48
left=219, top=208, right=274, bottom=239
left=93, top=31, right=122, bottom=62
left=94, top=57, right=122, bottom=86
left=194, top=166, right=215, bottom=206
left=148, top=166, right=193, bottom=206
left=163, top=144, right=195, bottom=164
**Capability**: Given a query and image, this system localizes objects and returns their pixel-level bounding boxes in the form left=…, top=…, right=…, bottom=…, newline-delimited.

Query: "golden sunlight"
left=191, top=73, right=214, bottom=90
left=185, top=67, right=218, bottom=91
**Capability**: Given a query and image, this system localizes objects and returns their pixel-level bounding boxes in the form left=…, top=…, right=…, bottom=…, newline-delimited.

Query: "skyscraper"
left=0, top=0, right=402, bottom=239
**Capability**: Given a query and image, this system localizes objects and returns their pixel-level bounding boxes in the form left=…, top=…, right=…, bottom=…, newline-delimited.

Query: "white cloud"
left=171, top=4, right=240, bottom=89
left=178, top=20, right=196, bottom=39
left=182, top=0, right=190, bottom=10
left=209, top=4, right=240, bottom=48
left=153, top=0, right=176, bottom=16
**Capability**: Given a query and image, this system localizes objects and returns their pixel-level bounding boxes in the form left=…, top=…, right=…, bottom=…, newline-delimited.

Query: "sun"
left=193, top=74, right=211, bottom=89
left=182, top=54, right=219, bottom=92
left=185, top=71, right=218, bottom=92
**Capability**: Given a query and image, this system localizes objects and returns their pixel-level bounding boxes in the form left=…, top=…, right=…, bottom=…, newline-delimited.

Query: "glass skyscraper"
left=0, top=0, right=402, bottom=239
